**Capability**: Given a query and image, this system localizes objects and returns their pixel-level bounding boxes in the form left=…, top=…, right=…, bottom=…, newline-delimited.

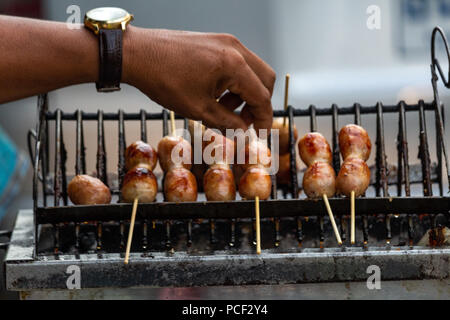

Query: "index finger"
left=227, top=61, right=273, bottom=132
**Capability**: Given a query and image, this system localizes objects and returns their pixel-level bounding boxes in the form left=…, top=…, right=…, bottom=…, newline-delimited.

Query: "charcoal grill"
left=4, top=27, right=450, bottom=295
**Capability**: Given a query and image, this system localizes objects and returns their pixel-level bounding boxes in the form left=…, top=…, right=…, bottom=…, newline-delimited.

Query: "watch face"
left=86, top=7, right=129, bottom=23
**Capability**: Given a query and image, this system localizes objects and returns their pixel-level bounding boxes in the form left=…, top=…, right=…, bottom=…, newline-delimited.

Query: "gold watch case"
left=84, top=7, right=134, bottom=35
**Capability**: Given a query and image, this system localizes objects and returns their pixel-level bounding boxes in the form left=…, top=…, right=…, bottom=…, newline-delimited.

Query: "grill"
left=4, top=27, right=450, bottom=293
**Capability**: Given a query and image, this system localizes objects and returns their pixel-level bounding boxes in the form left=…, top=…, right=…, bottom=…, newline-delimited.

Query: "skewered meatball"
left=157, top=135, right=192, bottom=172
left=298, top=132, right=332, bottom=167
left=238, top=165, right=272, bottom=200
left=302, top=162, right=336, bottom=198
left=121, top=166, right=158, bottom=203
left=202, top=128, right=235, bottom=165
left=68, top=175, right=111, bottom=205
left=339, top=124, right=371, bottom=161
left=203, top=163, right=236, bottom=201
left=164, top=167, right=198, bottom=202
left=336, top=157, right=371, bottom=197
left=272, top=117, right=298, bottom=154
left=125, top=140, right=158, bottom=171
left=237, top=139, right=272, bottom=172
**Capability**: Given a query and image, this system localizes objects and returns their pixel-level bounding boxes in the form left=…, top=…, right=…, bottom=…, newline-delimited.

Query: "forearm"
left=0, top=15, right=99, bottom=103
left=0, top=14, right=275, bottom=132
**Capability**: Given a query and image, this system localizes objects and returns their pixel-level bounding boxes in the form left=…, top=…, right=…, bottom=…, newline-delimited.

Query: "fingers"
left=229, top=37, right=276, bottom=95
left=200, top=99, right=248, bottom=134
left=227, top=61, right=273, bottom=132
left=218, top=91, right=243, bottom=112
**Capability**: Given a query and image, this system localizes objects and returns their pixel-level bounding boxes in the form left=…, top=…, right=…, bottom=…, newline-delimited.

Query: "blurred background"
left=1, top=1, right=450, bottom=296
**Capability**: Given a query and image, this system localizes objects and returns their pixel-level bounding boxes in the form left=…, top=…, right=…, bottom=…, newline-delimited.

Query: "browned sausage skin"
left=238, top=165, right=272, bottom=200
left=157, top=135, right=192, bottom=172
left=68, top=175, right=111, bottom=205
left=298, top=132, right=332, bottom=167
left=202, top=128, right=235, bottom=165
left=237, top=139, right=272, bottom=172
left=203, top=163, right=236, bottom=201
left=338, top=124, right=371, bottom=161
left=121, top=166, right=158, bottom=203
left=302, top=162, right=336, bottom=198
left=272, top=117, right=298, bottom=154
left=125, top=140, right=158, bottom=171
left=164, top=166, right=198, bottom=202
left=336, top=157, right=371, bottom=197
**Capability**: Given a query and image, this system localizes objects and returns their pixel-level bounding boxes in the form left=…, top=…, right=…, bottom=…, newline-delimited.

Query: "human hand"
left=123, top=27, right=276, bottom=133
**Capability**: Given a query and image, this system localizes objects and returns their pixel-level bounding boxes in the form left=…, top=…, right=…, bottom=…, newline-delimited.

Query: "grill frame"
left=7, top=26, right=450, bottom=291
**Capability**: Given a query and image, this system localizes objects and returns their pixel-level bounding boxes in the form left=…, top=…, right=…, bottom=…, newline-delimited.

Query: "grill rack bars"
left=31, top=101, right=450, bottom=257
left=30, top=27, right=450, bottom=258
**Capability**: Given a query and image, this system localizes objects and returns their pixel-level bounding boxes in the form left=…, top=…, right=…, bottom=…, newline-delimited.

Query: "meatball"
left=125, top=140, right=158, bottom=171
left=298, top=132, right=332, bottom=167
left=272, top=117, right=298, bottom=154
left=336, top=157, right=371, bottom=197
left=203, top=164, right=236, bottom=201
left=238, top=165, right=272, bottom=200
left=164, top=167, right=198, bottom=202
left=339, top=124, right=371, bottom=161
left=157, top=135, right=192, bottom=172
left=121, top=166, right=158, bottom=203
left=68, top=175, right=111, bottom=205
left=202, top=128, right=235, bottom=165
left=302, top=162, right=336, bottom=198
left=237, top=139, right=272, bottom=172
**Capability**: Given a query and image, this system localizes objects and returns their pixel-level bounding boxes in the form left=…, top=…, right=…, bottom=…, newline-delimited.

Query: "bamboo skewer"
left=124, top=197, right=138, bottom=264
left=283, top=74, right=290, bottom=126
left=255, top=196, right=261, bottom=255
left=170, top=111, right=176, bottom=136
left=350, top=190, right=355, bottom=245
left=322, top=194, right=342, bottom=245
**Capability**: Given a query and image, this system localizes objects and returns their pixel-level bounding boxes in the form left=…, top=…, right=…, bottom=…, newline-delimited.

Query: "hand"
left=123, top=27, right=276, bottom=133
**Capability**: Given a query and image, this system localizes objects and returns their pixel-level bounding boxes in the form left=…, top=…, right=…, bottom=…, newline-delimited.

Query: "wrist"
left=122, top=26, right=141, bottom=86
left=122, top=26, right=161, bottom=88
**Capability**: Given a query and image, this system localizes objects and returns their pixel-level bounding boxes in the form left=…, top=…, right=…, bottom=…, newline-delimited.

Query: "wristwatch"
left=84, top=7, right=134, bottom=92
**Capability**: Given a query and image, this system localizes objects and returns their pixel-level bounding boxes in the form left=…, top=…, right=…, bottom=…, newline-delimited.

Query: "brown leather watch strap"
left=96, top=29, right=123, bottom=92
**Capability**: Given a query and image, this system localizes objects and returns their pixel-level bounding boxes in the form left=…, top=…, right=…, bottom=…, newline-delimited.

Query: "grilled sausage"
left=125, top=140, right=158, bottom=171
left=237, top=139, right=272, bottom=172
left=121, top=166, right=158, bottom=203
left=68, top=175, right=111, bottom=205
left=238, top=165, right=272, bottom=200
left=336, top=157, right=371, bottom=197
left=272, top=117, right=298, bottom=154
left=302, top=162, right=336, bottom=198
left=298, top=132, right=332, bottom=167
left=203, top=163, right=236, bottom=201
left=164, top=166, right=198, bottom=202
left=157, top=135, right=192, bottom=172
left=202, top=128, right=235, bottom=165
left=338, top=124, right=371, bottom=161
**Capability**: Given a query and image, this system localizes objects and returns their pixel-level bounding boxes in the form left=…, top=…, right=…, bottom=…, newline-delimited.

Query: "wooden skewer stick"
left=350, top=190, right=355, bottom=245
left=255, top=196, right=261, bottom=255
left=283, top=74, right=290, bottom=126
left=322, top=194, right=342, bottom=245
left=124, top=197, right=138, bottom=264
left=170, top=111, right=176, bottom=136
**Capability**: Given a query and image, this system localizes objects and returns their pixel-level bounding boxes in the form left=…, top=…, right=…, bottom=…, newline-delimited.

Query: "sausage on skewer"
left=68, top=174, right=111, bottom=205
